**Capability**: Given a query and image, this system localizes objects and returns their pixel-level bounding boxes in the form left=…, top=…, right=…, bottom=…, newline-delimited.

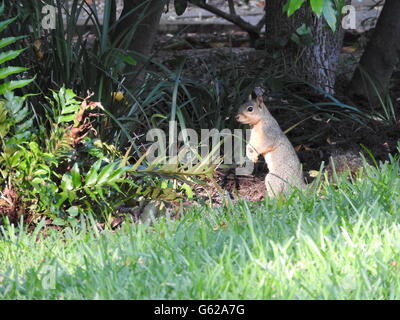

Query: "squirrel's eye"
left=247, top=106, right=253, bottom=112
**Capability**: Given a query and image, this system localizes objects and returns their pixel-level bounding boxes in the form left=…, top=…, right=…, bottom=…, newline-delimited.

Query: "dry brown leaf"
left=33, top=39, right=44, bottom=60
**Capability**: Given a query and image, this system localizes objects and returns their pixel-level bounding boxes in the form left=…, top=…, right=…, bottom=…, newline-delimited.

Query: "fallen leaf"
left=342, top=46, right=358, bottom=53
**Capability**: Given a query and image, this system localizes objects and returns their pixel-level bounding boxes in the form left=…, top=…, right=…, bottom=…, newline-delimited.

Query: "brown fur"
left=236, top=96, right=306, bottom=197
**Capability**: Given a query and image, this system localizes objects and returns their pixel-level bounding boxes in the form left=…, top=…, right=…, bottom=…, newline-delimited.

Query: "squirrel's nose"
left=235, top=115, right=240, bottom=120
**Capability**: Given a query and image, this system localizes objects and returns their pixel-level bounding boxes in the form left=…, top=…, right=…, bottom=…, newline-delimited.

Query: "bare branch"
left=189, top=0, right=260, bottom=38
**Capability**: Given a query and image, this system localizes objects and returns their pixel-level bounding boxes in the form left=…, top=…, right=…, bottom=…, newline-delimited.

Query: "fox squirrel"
left=236, top=95, right=306, bottom=197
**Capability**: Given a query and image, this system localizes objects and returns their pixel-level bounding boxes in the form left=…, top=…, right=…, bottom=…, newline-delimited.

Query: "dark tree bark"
left=265, top=0, right=345, bottom=94
left=350, top=0, right=400, bottom=99
left=114, top=0, right=166, bottom=90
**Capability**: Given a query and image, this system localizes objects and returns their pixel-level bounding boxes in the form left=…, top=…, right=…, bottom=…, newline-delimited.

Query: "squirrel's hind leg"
left=265, top=173, right=286, bottom=198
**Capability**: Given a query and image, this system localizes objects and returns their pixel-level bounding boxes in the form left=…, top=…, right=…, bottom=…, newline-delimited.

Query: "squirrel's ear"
left=256, top=95, right=264, bottom=108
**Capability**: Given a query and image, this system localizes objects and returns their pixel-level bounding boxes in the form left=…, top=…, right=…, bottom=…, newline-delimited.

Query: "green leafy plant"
left=1, top=83, right=216, bottom=226
left=9, top=0, right=144, bottom=104
left=0, top=7, right=35, bottom=179
left=0, top=3, right=217, bottom=226
left=283, top=0, right=346, bottom=31
left=0, top=12, right=34, bottom=94
left=6, top=1, right=162, bottom=156
left=352, top=67, right=397, bottom=126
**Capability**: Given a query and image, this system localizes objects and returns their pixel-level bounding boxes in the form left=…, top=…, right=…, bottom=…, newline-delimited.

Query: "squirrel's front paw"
left=246, top=145, right=259, bottom=163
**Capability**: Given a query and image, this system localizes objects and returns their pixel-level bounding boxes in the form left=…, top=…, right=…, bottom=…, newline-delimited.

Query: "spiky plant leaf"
left=0, top=36, right=25, bottom=50
left=0, top=78, right=35, bottom=95
left=0, top=16, right=17, bottom=33
left=0, top=66, right=28, bottom=80
left=0, top=49, right=25, bottom=64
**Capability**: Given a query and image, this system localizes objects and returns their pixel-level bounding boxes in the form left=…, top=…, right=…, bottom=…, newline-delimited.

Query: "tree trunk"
left=350, top=0, right=400, bottom=99
left=265, top=0, right=345, bottom=94
left=114, top=0, right=166, bottom=90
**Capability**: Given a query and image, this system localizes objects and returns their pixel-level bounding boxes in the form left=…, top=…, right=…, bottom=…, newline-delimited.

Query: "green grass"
left=1, top=155, right=400, bottom=299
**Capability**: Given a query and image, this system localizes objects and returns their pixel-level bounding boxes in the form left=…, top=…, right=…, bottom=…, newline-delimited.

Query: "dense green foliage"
left=0, top=83, right=214, bottom=226
left=0, top=7, right=214, bottom=227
